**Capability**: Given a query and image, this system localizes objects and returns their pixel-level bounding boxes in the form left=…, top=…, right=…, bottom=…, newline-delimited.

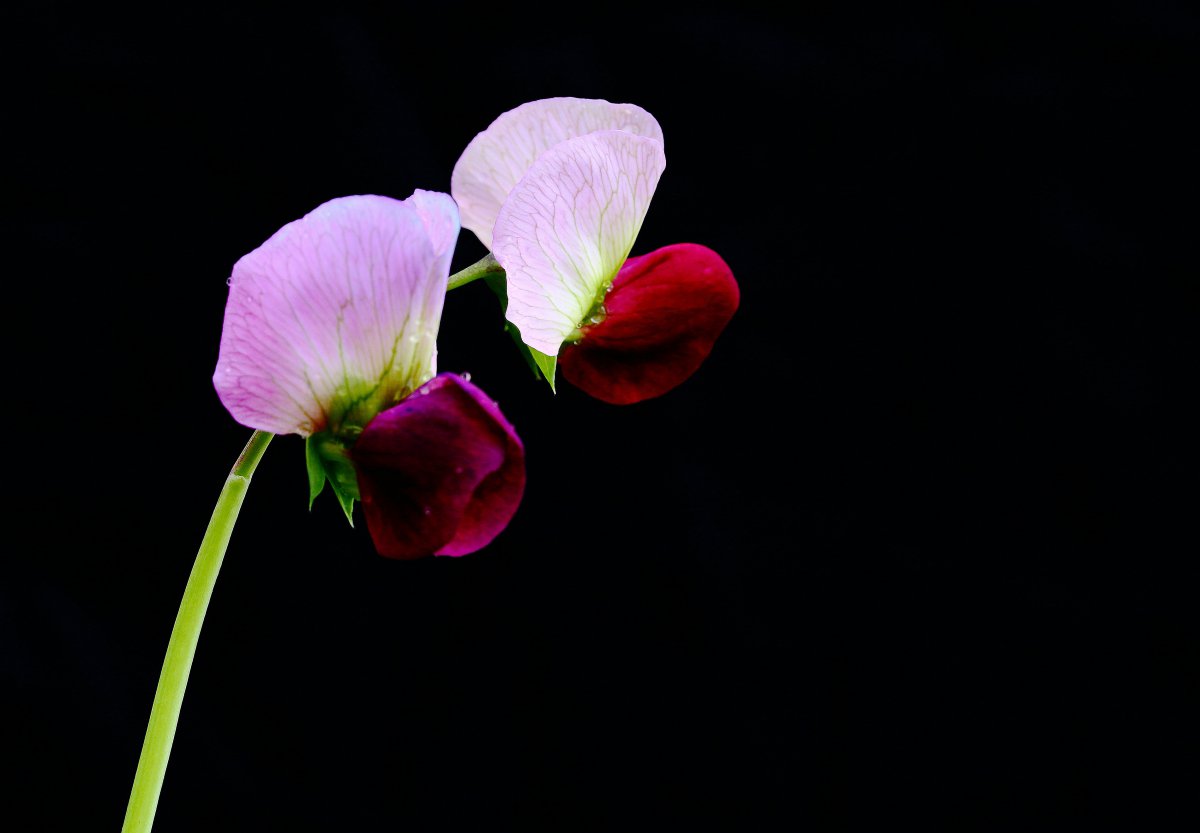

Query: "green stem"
left=121, top=430, right=273, bottom=833
left=447, top=252, right=504, bottom=290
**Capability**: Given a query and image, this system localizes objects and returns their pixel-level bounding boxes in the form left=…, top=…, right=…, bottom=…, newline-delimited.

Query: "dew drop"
left=225, top=277, right=233, bottom=286
left=460, top=371, right=472, bottom=382
left=589, top=315, right=604, bottom=324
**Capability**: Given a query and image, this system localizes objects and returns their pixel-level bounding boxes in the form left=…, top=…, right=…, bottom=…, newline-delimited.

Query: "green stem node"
left=447, top=253, right=504, bottom=290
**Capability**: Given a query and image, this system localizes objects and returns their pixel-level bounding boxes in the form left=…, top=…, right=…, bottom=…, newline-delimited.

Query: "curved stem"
left=121, top=430, right=273, bottom=833
left=447, top=252, right=504, bottom=290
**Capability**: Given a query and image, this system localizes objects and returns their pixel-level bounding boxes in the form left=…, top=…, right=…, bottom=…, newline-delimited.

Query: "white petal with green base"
left=490, top=130, right=666, bottom=357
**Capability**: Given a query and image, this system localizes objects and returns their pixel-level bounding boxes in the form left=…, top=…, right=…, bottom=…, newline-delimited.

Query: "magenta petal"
left=351, top=374, right=525, bottom=559
left=559, top=243, right=739, bottom=405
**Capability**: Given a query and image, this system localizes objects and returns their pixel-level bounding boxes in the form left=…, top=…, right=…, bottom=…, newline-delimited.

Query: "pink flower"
left=452, top=97, right=738, bottom=403
left=214, top=192, right=524, bottom=558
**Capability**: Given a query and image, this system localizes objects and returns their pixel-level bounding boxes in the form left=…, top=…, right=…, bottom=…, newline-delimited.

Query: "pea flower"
left=124, top=101, right=745, bottom=833
left=451, top=97, right=739, bottom=404
left=214, top=191, right=524, bottom=558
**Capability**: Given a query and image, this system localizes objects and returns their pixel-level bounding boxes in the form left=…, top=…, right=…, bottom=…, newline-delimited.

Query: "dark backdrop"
left=6, top=3, right=1196, bottom=830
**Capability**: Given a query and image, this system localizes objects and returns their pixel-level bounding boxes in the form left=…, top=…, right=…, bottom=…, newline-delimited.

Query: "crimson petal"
left=352, top=374, right=525, bottom=559
left=559, top=243, right=739, bottom=404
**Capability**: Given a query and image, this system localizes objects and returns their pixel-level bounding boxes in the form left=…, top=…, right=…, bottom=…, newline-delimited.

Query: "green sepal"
left=502, top=321, right=543, bottom=379
left=485, top=273, right=558, bottom=391
left=529, top=347, right=557, bottom=392
left=304, top=433, right=361, bottom=526
left=305, top=435, right=326, bottom=509
left=483, top=272, right=509, bottom=306
left=330, top=481, right=356, bottom=526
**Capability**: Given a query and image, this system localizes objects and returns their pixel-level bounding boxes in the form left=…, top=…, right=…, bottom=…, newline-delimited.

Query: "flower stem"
left=447, top=252, right=504, bottom=290
left=121, top=430, right=273, bottom=833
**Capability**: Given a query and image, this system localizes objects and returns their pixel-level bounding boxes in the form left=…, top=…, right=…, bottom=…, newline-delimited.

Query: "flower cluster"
left=214, top=98, right=739, bottom=559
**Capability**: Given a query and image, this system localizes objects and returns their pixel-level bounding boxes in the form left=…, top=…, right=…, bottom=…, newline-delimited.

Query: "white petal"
left=491, top=131, right=666, bottom=356
left=451, top=97, right=663, bottom=249
left=214, top=192, right=460, bottom=436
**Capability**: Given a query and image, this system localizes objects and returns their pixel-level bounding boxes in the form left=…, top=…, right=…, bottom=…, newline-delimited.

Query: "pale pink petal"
left=213, top=191, right=460, bottom=436
left=491, top=131, right=666, bottom=356
left=451, top=97, right=663, bottom=249
left=409, top=189, right=460, bottom=259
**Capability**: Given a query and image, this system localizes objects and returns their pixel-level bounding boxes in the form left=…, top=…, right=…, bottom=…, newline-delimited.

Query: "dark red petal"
left=351, top=374, right=525, bottom=559
left=559, top=243, right=739, bottom=405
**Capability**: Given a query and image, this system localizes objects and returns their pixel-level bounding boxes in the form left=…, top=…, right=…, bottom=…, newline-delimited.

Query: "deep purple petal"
left=559, top=243, right=739, bottom=404
left=351, top=374, right=525, bottom=559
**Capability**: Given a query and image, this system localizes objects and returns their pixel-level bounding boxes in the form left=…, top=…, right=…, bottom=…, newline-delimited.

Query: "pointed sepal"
left=305, top=435, right=326, bottom=509
left=530, top=348, right=557, bottom=393
left=484, top=273, right=556, bottom=390
left=304, top=432, right=361, bottom=525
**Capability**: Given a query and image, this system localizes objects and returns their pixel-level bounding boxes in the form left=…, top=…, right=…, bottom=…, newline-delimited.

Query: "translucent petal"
left=451, top=97, right=663, bottom=249
left=214, top=191, right=459, bottom=436
left=490, top=131, right=666, bottom=356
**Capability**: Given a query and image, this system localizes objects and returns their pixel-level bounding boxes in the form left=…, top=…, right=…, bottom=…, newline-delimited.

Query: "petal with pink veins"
left=451, top=97, right=662, bottom=249
left=214, top=192, right=459, bottom=436
left=491, top=131, right=666, bottom=357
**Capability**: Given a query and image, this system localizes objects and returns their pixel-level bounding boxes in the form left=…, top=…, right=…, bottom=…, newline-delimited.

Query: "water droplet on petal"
left=589, top=315, right=604, bottom=324
left=460, top=371, right=472, bottom=382
left=225, top=277, right=233, bottom=286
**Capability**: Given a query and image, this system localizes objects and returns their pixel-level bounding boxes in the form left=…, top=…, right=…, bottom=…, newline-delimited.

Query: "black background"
left=6, top=2, right=1197, bottom=830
